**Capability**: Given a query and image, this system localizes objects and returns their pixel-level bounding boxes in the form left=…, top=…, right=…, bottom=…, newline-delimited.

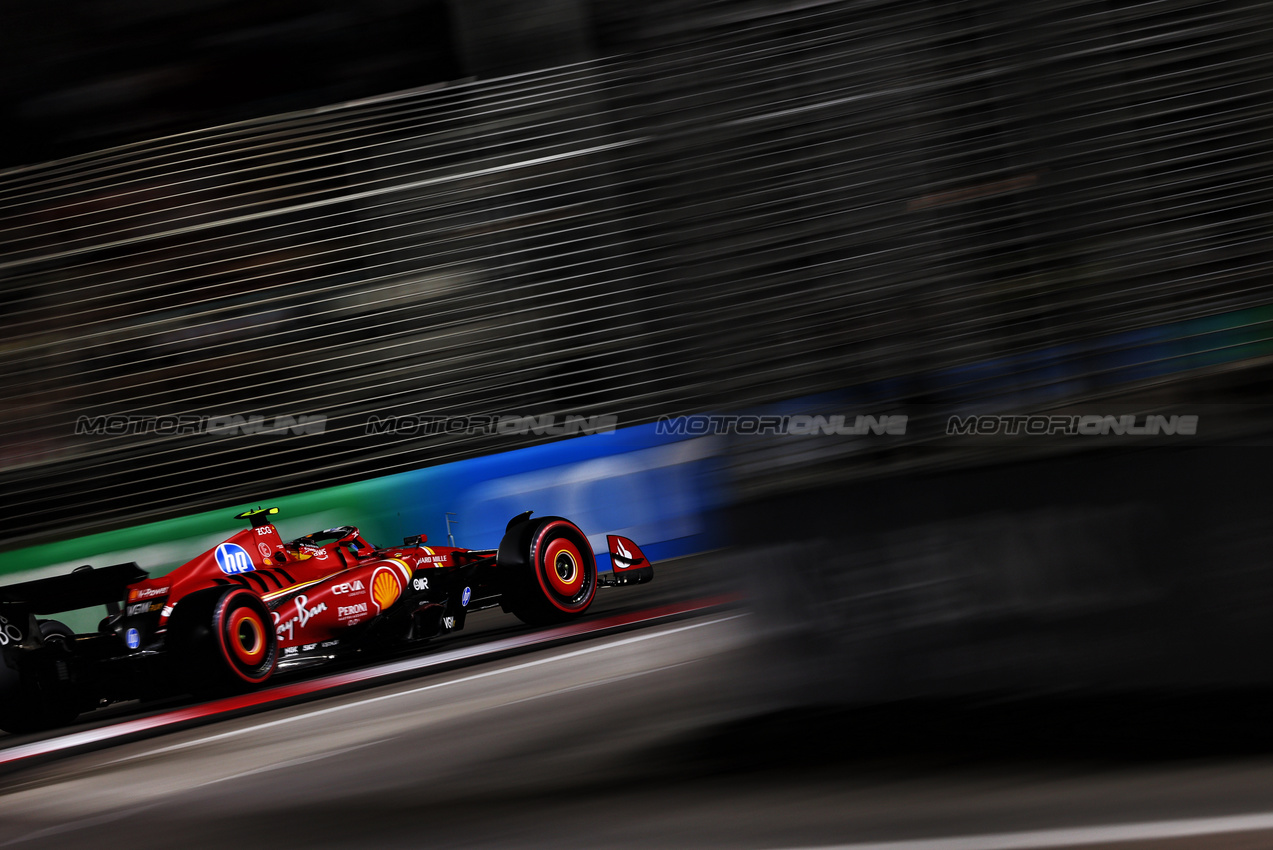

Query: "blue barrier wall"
left=2, top=424, right=727, bottom=581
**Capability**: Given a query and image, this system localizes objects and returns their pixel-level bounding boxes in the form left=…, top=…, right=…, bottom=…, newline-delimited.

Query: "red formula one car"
left=0, top=508, right=652, bottom=733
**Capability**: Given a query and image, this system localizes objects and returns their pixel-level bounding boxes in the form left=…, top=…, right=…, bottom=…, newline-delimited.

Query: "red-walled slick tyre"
left=167, top=587, right=278, bottom=695
left=503, top=520, right=598, bottom=626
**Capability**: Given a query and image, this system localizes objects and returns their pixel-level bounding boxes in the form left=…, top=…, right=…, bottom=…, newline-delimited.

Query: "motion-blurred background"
left=4, top=0, right=1273, bottom=704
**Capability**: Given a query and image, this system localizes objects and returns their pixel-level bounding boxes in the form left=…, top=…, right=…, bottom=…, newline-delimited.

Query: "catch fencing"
left=1, top=0, right=1270, bottom=544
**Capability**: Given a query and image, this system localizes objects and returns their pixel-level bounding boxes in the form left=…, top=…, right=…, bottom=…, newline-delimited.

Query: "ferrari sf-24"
left=0, top=508, right=653, bottom=733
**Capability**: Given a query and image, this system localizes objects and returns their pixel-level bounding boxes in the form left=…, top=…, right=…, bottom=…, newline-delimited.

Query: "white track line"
left=0, top=739, right=386, bottom=848
left=0, top=600, right=741, bottom=768
left=770, top=812, right=1273, bottom=850
left=107, top=614, right=741, bottom=763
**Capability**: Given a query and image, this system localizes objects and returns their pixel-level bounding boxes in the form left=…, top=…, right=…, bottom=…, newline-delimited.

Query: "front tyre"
left=167, top=587, right=277, bottom=696
left=504, top=520, right=598, bottom=626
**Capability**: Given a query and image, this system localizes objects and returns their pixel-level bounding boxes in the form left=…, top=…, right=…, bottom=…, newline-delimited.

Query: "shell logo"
left=371, top=567, right=402, bottom=612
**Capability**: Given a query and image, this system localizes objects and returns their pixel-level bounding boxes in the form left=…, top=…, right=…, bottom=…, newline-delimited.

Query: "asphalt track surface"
left=3, top=558, right=1273, bottom=848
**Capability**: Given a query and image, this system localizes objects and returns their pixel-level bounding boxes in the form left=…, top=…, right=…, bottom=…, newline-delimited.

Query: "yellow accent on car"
left=261, top=573, right=337, bottom=602
left=235, top=507, right=279, bottom=519
left=388, top=557, right=414, bottom=583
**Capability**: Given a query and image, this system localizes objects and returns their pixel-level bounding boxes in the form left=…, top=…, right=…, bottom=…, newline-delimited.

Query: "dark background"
left=2, top=0, right=1272, bottom=701
left=0, top=0, right=462, bottom=170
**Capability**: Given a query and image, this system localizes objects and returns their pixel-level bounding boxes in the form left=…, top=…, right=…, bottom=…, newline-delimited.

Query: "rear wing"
left=0, top=563, right=148, bottom=614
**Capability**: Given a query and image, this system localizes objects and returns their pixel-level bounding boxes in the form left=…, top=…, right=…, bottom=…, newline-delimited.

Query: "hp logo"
left=215, top=543, right=256, bottom=575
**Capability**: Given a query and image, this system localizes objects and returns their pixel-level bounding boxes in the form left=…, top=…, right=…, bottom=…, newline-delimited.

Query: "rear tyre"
left=502, top=520, right=598, bottom=626
left=167, top=587, right=277, bottom=696
left=0, top=620, right=82, bottom=734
